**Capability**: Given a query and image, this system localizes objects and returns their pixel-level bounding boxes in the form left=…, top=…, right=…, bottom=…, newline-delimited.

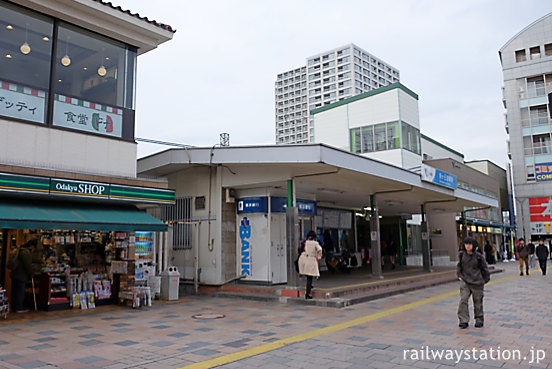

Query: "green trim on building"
left=110, top=185, right=176, bottom=203
left=421, top=134, right=465, bottom=159
left=0, top=173, right=50, bottom=193
left=0, top=172, right=175, bottom=205
left=310, top=82, right=418, bottom=116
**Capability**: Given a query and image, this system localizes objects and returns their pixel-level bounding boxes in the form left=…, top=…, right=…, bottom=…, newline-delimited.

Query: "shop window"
left=515, top=49, right=526, bottom=62
left=162, top=197, right=192, bottom=250
left=0, top=2, right=53, bottom=124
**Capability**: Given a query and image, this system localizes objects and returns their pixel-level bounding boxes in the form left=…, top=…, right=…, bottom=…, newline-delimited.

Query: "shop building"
left=137, top=144, right=497, bottom=286
left=499, top=12, right=552, bottom=240
left=0, top=0, right=175, bottom=311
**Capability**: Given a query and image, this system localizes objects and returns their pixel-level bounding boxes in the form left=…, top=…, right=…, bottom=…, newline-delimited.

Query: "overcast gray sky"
left=114, top=0, right=551, bottom=169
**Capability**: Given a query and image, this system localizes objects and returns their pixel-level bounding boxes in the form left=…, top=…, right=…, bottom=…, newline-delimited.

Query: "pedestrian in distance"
left=8, top=239, right=37, bottom=313
left=517, top=238, right=530, bottom=276
left=298, top=230, right=322, bottom=300
left=457, top=237, right=490, bottom=329
left=528, top=240, right=536, bottom=270
left=536, top=239, right=549, bottom=276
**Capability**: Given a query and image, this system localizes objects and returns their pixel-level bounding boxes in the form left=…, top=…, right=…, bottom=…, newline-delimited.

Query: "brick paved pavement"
left=0, top=262, right=551, bottom=369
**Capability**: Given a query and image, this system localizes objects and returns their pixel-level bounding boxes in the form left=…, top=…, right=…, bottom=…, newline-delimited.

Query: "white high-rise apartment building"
left=499, top=13, right=552, bottom=239
left=275, top=44, right=399, bottom=144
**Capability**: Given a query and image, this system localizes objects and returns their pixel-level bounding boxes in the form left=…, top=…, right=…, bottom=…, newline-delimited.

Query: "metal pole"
left=286, top=206, right=299, bottom=287
left=370, top=194, right=383, bottom=279
left=421, top=204, right=432, bottom=272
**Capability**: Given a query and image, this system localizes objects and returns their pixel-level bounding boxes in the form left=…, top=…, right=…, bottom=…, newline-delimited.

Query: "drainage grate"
left=192, top=313, right=226, bottom=320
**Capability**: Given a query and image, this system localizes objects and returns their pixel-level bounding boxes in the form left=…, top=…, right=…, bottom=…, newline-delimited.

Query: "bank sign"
left=239, top=217, right=251, bottom=276
left=535, top=162, right=552, bottom=182
left=51, top=179, right=109, bottom=198
left=421, top=164, right=457, bottom=190
left=530, top=197, right=552, bottom=235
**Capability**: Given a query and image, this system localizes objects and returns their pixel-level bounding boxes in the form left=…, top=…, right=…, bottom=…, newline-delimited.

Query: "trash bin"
left=160, top=267, right=180, bottom=300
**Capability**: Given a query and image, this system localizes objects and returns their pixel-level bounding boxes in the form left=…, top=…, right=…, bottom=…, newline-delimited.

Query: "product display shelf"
left=39, top=272, right=70, bottom=311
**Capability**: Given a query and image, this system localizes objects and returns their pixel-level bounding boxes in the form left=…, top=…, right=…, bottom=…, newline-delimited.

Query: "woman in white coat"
left=298, top=231, right=323, bottom=299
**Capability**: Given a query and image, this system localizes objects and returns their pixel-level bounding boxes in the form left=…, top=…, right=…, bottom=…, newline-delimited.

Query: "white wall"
left=313, top=105, right=349, bottom=150
left=167, top=167, right=222, bottom=284
left=0, top=119, right=137, bottom=177
left=362, top=149, right=403, bottom=167
left=398, top=89, right=420, bottom=128
left=421, top=136, right=464, bottom=162
left=348, top=90, right=400, bottom=127
left=362, top=149, right=421, bottom=169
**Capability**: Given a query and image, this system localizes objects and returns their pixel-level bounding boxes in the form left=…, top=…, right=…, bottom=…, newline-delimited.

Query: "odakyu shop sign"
left=51, top=179, right=109, bottom=198
left=530, top=197, right=552, bottom=235
left=53, top=94, right=123, bottom=138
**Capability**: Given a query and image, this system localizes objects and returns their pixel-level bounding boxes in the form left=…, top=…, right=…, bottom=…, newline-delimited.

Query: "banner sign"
left=239, top=217, right=252, bottom=276
left=53, top=94, right=123, bottom=137
left=51, top=178, right=109, bottom=199
left=535, top=162, right=552, bottom=182
left=270, top=197, right=316, bottom=215
left=421, top=164, right=457, bottom=190
left=530, top=197, right=552, bottom=235
left=0, top=172, right=174, bottom=204
left=0, top=80, right=46, bottom=123
left=237, top=197, right=268, bottom=214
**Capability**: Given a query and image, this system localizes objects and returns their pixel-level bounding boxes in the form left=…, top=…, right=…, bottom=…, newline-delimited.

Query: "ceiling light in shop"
left=42, top=36, right=49, bottom=41
left=5, top=54, right=12, bottom=59
left=6, top=25, right=13, bottom=30
left=97, top=65, right=107, bottom=77
left=61, top=54, right=71, bottom=66
left=20, top=42, right=31, bottom=54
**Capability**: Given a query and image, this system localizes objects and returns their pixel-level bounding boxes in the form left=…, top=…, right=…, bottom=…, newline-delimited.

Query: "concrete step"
left=212, top=268, right=504, bottom=308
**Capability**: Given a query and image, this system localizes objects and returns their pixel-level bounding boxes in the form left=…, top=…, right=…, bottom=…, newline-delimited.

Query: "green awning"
left=0, top=198, right=167, bottom=232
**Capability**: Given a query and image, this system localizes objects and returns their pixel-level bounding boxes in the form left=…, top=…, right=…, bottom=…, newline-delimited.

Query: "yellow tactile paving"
left=180, top=274, right=518, bottom=369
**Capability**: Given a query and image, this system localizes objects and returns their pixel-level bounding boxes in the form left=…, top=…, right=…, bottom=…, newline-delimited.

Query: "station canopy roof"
left=138, top=144, right=498, bottom=216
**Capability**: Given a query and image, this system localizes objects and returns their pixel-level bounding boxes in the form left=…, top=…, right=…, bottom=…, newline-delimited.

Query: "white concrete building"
left=312, top=83, right=420, bottom=170
left=275, top=44, right=399, bottom=145
left=499, top=12, right=552, bottom=239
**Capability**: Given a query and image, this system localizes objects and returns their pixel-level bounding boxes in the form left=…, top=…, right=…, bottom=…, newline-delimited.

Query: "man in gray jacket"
left=457, top=237, right=490, bottom=329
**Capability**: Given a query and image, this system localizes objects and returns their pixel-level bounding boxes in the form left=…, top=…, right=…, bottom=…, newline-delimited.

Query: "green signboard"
left=0, top=172, right=175, bottom=205
left=51, top=178, right=109, bottom=198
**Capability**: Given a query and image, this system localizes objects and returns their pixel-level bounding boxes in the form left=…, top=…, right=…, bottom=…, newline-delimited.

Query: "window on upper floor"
left=0, top=2, right=53, bottom=124
left=526, top=76, right=545, bottom=98
left=515, top=49, right=526, bottom=62
left=0, top=1, right=137, bottom=140
left=546, top=44, right=552, bottom=57
left=530, top=46, right=541, bottom=60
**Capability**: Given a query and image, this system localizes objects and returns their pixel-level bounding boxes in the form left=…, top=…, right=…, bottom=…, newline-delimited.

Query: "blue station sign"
left=237, top=197, right=268, bottom=214
left=421, top=164, right=457, bottom=190
left=270, top=197, right=316, bottom=215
